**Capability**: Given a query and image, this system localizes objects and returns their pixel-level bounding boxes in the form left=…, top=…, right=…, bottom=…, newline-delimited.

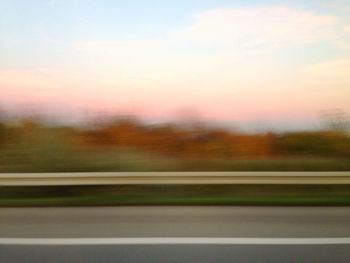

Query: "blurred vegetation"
left=0, top=113, right=349, bottom=172
left=1, top=185, right=350, bottom=206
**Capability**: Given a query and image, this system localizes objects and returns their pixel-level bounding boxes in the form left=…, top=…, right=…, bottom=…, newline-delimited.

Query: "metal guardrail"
left=0, top=172, right=350, bottom=186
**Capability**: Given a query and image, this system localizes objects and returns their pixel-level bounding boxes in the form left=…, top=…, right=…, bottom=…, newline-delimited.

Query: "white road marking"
left=0, top=237, right=350, bottom=245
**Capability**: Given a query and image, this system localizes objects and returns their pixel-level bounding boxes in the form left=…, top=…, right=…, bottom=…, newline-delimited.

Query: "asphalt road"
left=1, top=206, right=350, bottom=262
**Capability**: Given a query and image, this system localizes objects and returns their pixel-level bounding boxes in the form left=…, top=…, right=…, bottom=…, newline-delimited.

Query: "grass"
left=1, top=195, right=350, bottom=206
left=1, top=184, right=350, bottom=206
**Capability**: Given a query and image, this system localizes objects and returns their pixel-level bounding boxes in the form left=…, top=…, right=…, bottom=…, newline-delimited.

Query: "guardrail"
left=0, top=172, right=350, bottom=186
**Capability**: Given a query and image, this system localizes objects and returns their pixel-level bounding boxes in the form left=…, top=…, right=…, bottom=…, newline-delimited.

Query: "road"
left=1, top=206, right=350, bottom=262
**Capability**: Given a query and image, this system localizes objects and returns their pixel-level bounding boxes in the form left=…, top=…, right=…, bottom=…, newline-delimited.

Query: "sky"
left=0, top=0, right=350, bottom=130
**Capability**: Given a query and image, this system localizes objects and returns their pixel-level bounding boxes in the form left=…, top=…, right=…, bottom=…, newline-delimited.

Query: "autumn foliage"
left=0, top=115, right=349, bottom=172
left=38, top=117, right=350, bottom=159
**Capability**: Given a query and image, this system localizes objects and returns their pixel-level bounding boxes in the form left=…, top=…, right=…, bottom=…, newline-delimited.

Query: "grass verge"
left=1, top=184, right=350, bottom=206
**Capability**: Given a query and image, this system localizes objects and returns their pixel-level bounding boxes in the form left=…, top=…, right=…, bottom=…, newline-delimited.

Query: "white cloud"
left=3, top=5, right=349, bottom=122
left=75, top=6, right=345, bottom=53
left=74, top=5, right=348, bottom=67
left=175, top=6, right=338, bottom=48
left=0, top=70, right=57, bottom=90
left=301, top=58, right=350, bottom=88
left=319, top=0, right=350, bottom=13
left=72, top=5, right=348, bottom=82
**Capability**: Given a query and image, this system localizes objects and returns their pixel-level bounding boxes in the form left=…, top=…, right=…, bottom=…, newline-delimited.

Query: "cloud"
left=175, top=6, right=338, bottom=49
left=2, top=4, right=350, bottom=123
left=72, top=5, right=348, bottom=80
left=74, top=5, right=348, bottom=64
left=65, top=5, right=350, bottom=118
left=301, top=58, right=350, bottom=88
left=0, top=70, right=57, bottom=91
left=319, top=0, right=350, bottom=13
